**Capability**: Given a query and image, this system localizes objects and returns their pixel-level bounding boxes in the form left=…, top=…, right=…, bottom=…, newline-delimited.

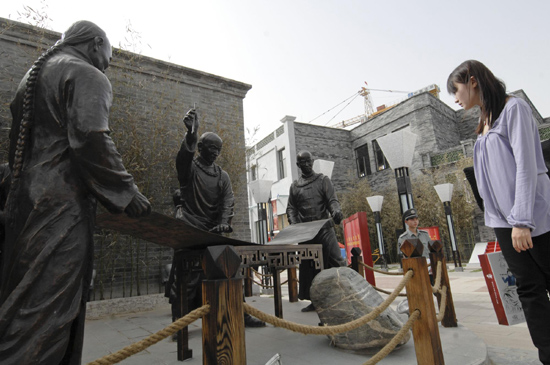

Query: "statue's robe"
left=175, top=134, right=234, bottom=231
left=0, top=47, right=139, bottom=364
left=287, top=173, right=346, bottom=300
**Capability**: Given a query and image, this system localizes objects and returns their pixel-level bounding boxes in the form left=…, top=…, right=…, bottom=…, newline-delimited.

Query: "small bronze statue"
left=174, top=109, right=234, bottom=233
left=0, top=21, right=151, bottom=364
left=168, top=109, right=265, bottom=327
left=287, top=150, right=346, bottom=312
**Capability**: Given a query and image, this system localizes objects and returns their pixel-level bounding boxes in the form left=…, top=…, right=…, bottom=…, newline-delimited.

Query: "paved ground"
left=83, top=266, right=541, bottom=364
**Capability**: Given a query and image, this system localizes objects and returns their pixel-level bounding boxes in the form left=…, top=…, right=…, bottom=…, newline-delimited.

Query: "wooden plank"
left=96, top=211, right=256, bottom=249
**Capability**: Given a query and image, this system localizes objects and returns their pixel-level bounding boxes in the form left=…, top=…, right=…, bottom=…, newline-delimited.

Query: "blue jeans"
left=494, top=228, right=550, bottom=364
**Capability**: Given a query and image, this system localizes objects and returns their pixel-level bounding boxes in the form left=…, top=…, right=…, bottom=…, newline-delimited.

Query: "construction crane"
left=330, top=83, right=440, bottom=129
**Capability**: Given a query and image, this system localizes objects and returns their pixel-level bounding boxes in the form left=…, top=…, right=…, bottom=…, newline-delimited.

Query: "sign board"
left=342, top=212, right=375, bottom=286
left=479, top=250, right=525, bottom=326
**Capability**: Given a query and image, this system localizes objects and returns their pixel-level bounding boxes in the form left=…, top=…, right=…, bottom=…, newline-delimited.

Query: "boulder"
left=310, top=267, right=410, bottom=350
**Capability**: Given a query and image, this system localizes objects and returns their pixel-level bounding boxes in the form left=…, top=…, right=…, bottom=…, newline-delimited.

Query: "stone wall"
left=0, top=18, right=252, bottom=300
left=293, top=122, right=354, bottom=192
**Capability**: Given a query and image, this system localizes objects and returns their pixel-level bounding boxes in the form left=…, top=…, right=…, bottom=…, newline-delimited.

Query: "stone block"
left=310, top=267, right=410, bottom=350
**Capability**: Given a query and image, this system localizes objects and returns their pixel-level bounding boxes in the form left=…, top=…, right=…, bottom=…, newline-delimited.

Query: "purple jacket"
left=474, top=97, right=550, bottom=237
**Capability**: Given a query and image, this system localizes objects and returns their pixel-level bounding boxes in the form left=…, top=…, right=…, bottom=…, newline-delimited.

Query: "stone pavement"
left=83, top=266, right=541, bottom=365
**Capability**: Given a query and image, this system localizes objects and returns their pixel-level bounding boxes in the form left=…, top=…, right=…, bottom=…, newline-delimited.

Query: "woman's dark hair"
left=446, top=60, right=507, bottom=135
left=12, top=21, right=106, bottom=180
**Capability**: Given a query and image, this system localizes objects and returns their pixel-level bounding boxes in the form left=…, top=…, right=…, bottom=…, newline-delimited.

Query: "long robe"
left=286, top=173, right=346, bottom=300
left=0, top=47, right=139, bottom=364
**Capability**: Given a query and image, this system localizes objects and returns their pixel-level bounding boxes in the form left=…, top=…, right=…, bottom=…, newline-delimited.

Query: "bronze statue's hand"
left=125, top=192, right=152, bottom=218
left=210, top=223, right=231, bottom=234
left=332, top=210, right=344, bottom=225
left=183, top=109, right=198, bottom=132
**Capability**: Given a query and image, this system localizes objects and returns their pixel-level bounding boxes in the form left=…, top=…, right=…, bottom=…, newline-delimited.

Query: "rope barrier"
left=431, top=261, right=443, bottom=293
left=251, top=267, right=284, bottom=278
left=253, top=279, right=289, bottom=288
left=359, top=261, right=403, bottom=275
left=372, top=285, right=407, bottom=297
left=363, top=309, right=420, bottom=365
left=87, top=304, right=210, bottom=365
left=243, top=269, right=414, bottom=336
left=436, top=286, right=448, bottom=322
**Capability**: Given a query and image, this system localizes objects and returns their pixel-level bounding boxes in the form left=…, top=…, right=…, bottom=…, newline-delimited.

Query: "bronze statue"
left=0, top=21, right=151, bottom=364
left=169, top=109, right=264, bottom=327
left=174, top=109, right=234, bottom=233
left=287, top=150, right=346, bottom=312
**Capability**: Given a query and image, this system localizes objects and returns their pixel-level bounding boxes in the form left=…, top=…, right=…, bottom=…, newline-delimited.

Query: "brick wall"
left=0, top=18, right=251, bottom=299
left=293, top=122, right=354, bottom=192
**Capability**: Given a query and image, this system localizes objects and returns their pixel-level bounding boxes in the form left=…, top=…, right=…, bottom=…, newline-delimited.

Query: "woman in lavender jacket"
left=447, top=60, right=550, bottom=364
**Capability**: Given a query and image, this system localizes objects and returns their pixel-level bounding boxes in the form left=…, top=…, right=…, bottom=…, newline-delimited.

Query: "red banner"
left=343, top=212, right=375, bottom=286
left=420, top=226, right=440, bottom=241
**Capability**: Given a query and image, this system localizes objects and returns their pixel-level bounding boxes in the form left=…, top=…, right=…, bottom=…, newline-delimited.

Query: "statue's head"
left=296, top=150, right=314, bottom=176
left=61, top=20, right=112, bottom=72
left=198, top=132, right=223, bottom=165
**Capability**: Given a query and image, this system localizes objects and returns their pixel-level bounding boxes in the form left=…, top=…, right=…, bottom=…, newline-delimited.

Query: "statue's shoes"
left=301, top=303, right=316, bottom=312
left=244, top=313, right=266, bottom=327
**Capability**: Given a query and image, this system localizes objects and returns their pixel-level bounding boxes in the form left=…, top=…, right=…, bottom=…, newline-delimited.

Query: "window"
left=277, top=148, right=286, bottom=180
left=251, top=165, right=257, bottom=181
left=355, top=144, right=371, bottom=178
left=373, top=140, right=390, bottom=171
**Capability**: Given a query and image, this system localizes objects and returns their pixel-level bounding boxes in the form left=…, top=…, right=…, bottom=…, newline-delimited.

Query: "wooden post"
left=202, top=245, right=246, bottom=365
left=350, top=247, right=365, bottom=279
left=273, top=269, right=283, bottom=318
left=244, top=267, right=253, bottom=297
left=174, top=250, right=192, bottom=361
left=429, top=240, right=458, bottom=327
left=401, top=239, right=445, bottom=365
left=288, top=268, right=298, bottom=302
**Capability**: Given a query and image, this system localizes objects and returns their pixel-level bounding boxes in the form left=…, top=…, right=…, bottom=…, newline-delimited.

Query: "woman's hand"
left=511, top=227, right=533, bottom=253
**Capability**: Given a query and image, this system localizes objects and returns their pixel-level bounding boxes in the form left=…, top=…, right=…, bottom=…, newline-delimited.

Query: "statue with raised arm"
left=0, top=21, right=151, bottom=364
left=174, top=109, right=234, bottom=233
left=287, top=150, right=346, bottom=312
left=168, top=109, right=265, bottom=327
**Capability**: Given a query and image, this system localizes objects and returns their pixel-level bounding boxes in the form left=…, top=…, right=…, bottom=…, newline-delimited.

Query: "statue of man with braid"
left=0, top=20, right=151, bottom=364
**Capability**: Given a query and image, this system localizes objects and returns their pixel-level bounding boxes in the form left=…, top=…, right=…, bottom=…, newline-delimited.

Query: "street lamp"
left=434, top=183, right=463, bottom=272
left=366, top=195, right=388, bottom=271
left=249, top=179, right=274, bottom=244
left=376, top=130, right=417, bottom=226
left=312, top=159, right=334, bottom=178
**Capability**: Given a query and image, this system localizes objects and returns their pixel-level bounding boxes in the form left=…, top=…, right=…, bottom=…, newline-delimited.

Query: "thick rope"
left=359, top=261, right=403, bottom=275
left=253, top=279, right=289, bottom=288
left=251, top=267, right=284, bottom=278
left=436, top=286, right=448, bottom=322
left=372, top=285, right=407, bottom=297
left=363, top=309, right=420, bottom=365
left=87, top=304, right=210, bottom=365
left=431, top=261, right=443, bottom=293
left=243, top=269, right=414, bottom=336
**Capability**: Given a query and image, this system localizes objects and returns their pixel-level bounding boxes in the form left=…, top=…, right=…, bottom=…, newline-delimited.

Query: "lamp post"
left=366, top=195, right=388, bottom=271
left=376, top=130, right=417, bottom=229
left=434, top=183, right=463, bottom=272
left=249, top=179, right=274, bottom=244
left=312, top=159, right=335, bottom=178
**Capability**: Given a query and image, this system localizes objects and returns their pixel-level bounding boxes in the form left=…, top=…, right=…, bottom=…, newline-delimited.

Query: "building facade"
left=247, top=89, right=550, bottom=250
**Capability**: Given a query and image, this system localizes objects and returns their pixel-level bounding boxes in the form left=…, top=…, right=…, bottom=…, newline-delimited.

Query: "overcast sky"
left=3, top=0, right=550, bottom=142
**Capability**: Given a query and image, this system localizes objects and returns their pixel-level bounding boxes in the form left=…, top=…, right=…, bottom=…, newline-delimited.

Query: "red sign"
left=343, top=212, right=375, bottom=286
left=420, top=226, right=441, bottom=241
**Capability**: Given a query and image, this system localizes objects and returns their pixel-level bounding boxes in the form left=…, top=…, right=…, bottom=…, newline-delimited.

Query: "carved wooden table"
left=96, top=212, right=328, bottom=362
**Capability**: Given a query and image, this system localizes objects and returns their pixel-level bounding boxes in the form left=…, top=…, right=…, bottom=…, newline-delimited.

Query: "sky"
left=3, top=0, right=550, bottom=143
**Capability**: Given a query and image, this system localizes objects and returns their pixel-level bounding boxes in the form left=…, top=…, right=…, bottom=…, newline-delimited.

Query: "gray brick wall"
left=293, top=122, right=354, bottom=192
left=0, top=18, right=251, bottom=299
